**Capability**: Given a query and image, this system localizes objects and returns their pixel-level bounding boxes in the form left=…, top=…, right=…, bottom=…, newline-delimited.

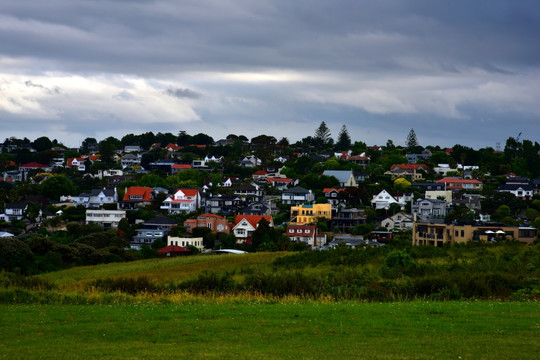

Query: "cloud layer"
left=1, top=0, right=539, bottom=147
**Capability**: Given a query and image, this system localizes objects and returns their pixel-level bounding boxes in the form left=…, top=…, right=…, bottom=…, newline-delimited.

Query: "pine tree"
left=314, top=121, right=331, bottom=147
left=406, top=128, right=419, bottom=149
left=335, top=125, right=351, bottom=150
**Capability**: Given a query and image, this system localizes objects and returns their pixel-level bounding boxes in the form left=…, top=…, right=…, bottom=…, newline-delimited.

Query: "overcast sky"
left=1, top=0, right=539, bottom=149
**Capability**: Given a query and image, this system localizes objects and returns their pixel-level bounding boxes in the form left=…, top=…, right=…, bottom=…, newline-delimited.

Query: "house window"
left=461, top=230, right=464, bottom=237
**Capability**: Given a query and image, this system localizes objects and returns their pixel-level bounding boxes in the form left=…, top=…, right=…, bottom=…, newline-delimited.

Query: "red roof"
left=123, top=186, right=155, bottom=201
left=166, top=143, right=181, bottom=151
left=323, top=188, right=345, bottom=193
left=253, top=170, right=268, bottom=176
left=20, top=162, right=50, bottom=169
left=157, top=245, right=191, bottom=254
left=436, top=177, right=482, bottom=184
left=176, top=188, right=199, bottom=197
left=172, top=164, right=191, bottom=169
left=67, top=158, right=85, bottom=167
left=234, top=215, right=272, bottom=228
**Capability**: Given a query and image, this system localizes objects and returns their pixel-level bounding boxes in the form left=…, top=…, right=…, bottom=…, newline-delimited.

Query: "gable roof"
left=390, top=164, right=429, bottom=171
left=123, top=186, right=154, bottom=201
left=322, top=170, right=353, bottom=184
left=233, top=215, right=272, bottom=228
left=283, top=186, right=309, bottom=194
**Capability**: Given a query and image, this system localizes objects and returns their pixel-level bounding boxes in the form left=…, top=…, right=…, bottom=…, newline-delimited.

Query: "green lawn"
left=1, top=301, right=538, bottom=359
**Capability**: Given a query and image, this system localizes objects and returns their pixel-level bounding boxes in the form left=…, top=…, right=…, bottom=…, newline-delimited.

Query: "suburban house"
left=130, top=216, right=179, bottom=249
left=436, top=178, right=483, bottom=191
left=205, top=195, right=242, bottom=215
left=240, top=155, right=261, bottom=167
left=232, top=215, right=274, bottom=243
left=237, top=202, right=271, bottom=216
left=167, top=236, right=204, bottom=252
left=233, top=184, right=263, bottom=202
left=66, top=158, right=87, bottom=172
left=498, top=182, right=533, bottom=200
left=381, top=212, right=414, bottom=230
left=413, top=222, right=538, bottom=246
left=148, top=159, right=175, bottom=173
left=385, top=164, right=429, bottom=181
left=411, top=198, right=447, bottom=222
left=0, top=203, right=28, bottom=223
left=322, top=170, right=358, bottom=187
left=121, top=154, right=141, bottom=169
left=323, top=188, right=345, bottom=207
left=161, top=188, right=201, bottom=214
left=331, top=208, right=367, bottom=233
left=67, top=188, right=118, bottom=208
left=281, top=186, right=314, bottom=205
left=290, top=203, right=332, bottom=225
left=85, top=209, right=126, bottom=229
left=285, top=224, right=324, bottom=248
left=19, top=162, right=53, bottom=173
left=184, top=213, right=231, bottom=234
left=371, top=189, right=404, bottom=210
left=119, top=186, right=155, bottom=209
left=406, top=150, right=432, bottom=164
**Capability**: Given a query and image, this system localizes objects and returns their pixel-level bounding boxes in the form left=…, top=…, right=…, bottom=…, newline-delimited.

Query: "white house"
left=371, top=190, right=404, bottom=210
left=0, top=203, right=28, bottom=223
left=161, top=188, right=201, bottom=214
left=86, top=209, right=126, bottom=229
left=167, top=236, right=204, bottom=252
left=232, top=215, right=274, bottom=243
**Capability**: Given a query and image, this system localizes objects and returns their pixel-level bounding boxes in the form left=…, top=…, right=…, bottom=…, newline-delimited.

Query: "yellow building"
left=290, top=203, right=332, bottom=224
left=413, top=222, right=537, bottom=246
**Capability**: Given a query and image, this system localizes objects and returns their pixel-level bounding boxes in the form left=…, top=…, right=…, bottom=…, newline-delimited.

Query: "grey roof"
left=499, top=184, right=533, bottom=191
left=145, top=216, right=179, bottom=226
left=5, top=203, right=28, bottom=209
left=89, top=188, right=116, bottom=197
left=322, top=170, right=353, bottom=183
left=282, top=186, right=309, bottom=194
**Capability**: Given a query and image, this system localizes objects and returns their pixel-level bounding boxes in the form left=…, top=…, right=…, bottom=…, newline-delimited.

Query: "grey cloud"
left=25, top=80, right=60, bottom=94
left=166, top=88, right=201, bottom=99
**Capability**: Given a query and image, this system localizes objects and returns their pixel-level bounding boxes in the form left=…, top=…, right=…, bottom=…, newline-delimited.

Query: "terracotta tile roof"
left=323, top=188, right=345, bottom=193
left=157, top=245, right=191, bottom=254
left=123, top=186, right=155, bottom=201
left=234, top=215, right=272, bottom=228
left=20, top=162, right=50, bottom=169
left=172, top=164, right=191, bottom=169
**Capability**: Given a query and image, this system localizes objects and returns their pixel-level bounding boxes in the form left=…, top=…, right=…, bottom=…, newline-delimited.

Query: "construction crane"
left=515, top=132, right=522, bottom=143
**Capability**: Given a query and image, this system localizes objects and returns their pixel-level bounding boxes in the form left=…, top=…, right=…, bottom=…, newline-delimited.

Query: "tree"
left=405, top=128, right=418, bottom=149
left=314, top=121, right=332, bottom=147
left=33, top=136, right=53, bottom=152
left=394, top=177, right=411, bottom=192
left=335, top=125, right=351, bottom=151
left=40, top=175, right=76, bottom=200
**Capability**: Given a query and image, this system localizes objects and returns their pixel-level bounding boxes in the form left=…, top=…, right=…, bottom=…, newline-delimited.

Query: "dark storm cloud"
left=0, top=0, right=539, bottom=147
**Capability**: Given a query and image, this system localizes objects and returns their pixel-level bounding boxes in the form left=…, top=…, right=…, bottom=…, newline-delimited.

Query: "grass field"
left=1, top=301, right=539, bottom=359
